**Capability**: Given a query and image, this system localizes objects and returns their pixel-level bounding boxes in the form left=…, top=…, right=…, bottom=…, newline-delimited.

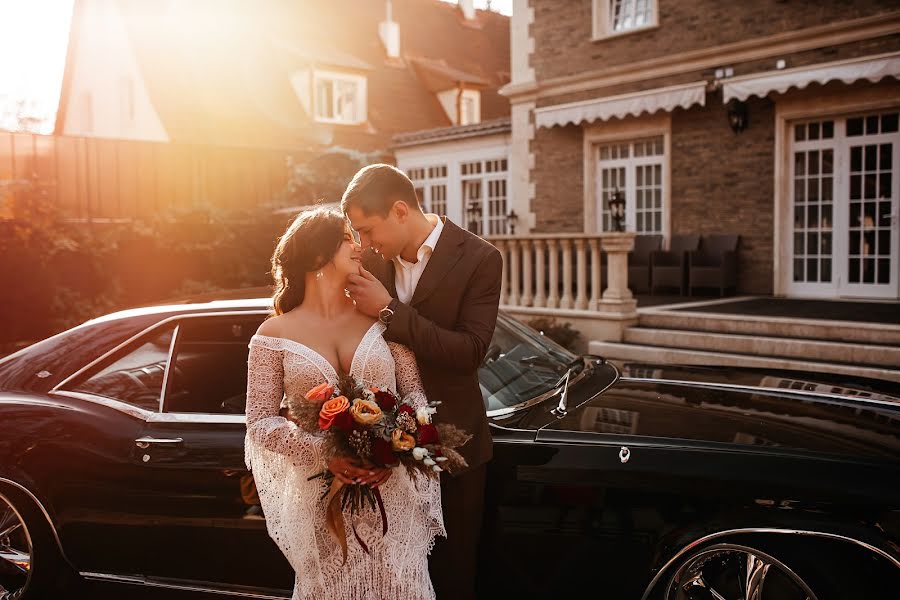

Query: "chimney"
left=379, top=0, right=400, bottom=58
left=459, top=0, right=476, bottom=21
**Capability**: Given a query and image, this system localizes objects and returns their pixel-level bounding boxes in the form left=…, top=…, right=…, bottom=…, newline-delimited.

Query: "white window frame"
left=460, top=158, right=510, bottom=236
left=407, top=165, right=449, bottom=217
left=583, top=113, right=671, bottom=242
left=313, top=69, right=367, bottom=125
left=593, top=0, right=658, bottom=41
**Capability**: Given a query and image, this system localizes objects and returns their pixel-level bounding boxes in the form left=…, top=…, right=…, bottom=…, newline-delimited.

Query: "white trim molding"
left=535, top=81, right=706, bottom=129
left=724, top=51, right=900, bottom=102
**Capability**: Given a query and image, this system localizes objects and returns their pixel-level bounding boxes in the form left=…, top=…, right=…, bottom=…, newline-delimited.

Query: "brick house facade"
left=504, top=0, right=900, bottom=299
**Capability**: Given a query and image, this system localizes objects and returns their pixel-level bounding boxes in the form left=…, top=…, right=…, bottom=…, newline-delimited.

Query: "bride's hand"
left=361, top=466, right=393, bottom=489
left=329, top=456, right=376, bottom=486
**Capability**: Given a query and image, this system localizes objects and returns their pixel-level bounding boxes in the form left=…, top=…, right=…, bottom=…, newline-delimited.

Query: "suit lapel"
left=410, top=217, right=465, bottom=307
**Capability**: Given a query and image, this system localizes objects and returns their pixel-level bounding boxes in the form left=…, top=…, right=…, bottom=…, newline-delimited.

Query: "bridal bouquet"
left=285, top=373, right=470, bottom=561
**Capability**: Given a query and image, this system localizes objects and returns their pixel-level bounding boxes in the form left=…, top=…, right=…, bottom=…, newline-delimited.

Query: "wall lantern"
left=505, top=209, right=519, bottom=234
left=725, top=98, right=748, bottom=134
left=608, top=188, right=626, bottom=232
left=466, top=201, right=483, bottom=230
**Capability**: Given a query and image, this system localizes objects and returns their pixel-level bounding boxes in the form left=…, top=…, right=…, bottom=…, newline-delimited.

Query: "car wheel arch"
left=0, top=476, right=75, bottom=572
left=641, top=526, right=900, bottom=600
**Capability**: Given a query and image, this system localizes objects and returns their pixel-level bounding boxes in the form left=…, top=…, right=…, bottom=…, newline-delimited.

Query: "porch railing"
left=486, top=232, right=637, bottom=314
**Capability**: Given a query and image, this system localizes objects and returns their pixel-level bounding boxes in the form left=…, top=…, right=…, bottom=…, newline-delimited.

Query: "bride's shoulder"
left=255, top=314, right=288, bottom=338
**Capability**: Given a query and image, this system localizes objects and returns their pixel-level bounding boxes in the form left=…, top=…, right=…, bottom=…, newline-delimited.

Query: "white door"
left=788, top=110, right=899, bottom=298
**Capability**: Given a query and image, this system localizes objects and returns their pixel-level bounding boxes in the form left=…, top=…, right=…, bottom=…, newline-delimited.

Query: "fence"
left=0, top=131, right=296, bottom=219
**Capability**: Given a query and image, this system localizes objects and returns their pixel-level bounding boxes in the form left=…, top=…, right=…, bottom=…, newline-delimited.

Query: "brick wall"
left=531, top=0, right=898, bottom=81
left=670, top=95, right=776, bottom=294
left=532, top=124, right=584, bottom=232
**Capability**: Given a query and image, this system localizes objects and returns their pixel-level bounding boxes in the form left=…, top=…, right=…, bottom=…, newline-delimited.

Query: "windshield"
left=479, top=314, right=581, bottom=413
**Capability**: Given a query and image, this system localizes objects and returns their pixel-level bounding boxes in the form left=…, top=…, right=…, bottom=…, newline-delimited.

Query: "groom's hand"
left=346, top=267, right=392, bottom=318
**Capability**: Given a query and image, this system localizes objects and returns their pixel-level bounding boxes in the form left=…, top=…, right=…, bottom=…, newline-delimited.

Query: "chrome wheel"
left=665, top=543, right=817, bottom=600
left=0, top=494, right=32, bottom=600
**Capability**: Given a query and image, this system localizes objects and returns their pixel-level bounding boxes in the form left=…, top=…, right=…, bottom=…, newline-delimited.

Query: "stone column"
left=560, top=238, right=573, bottom=309
left=547, top=239, right=559, bottom=308
left=599, top=232, right=637, bottom=314
left=589, top=237, right=601, bottom=310
left=520, top=239, right=534, bottom=306
left=533, top=239, right=546, bottom=308
left=509, top=239, right=520, bottom=306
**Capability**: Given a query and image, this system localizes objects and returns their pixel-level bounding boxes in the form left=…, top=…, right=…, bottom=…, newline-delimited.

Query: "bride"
left=245, top=207, right=444, bottom=599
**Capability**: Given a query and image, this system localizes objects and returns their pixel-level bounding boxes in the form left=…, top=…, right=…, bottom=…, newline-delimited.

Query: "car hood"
left=538, top=363, right=900, bottom=462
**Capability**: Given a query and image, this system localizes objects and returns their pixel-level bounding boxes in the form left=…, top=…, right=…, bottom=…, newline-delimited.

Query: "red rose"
left=397, top=403, right=414, bottom=416
left=372, top=437, right=399, bottom=467
left=331, top=410, right=354, bottom=432
left=374, top=391, right=397, bottom=411
left=417, top=423, right=440, bottom=445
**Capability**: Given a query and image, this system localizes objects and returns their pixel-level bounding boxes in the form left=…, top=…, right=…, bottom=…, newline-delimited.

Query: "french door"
left=789, top=110, right=899, bottom=298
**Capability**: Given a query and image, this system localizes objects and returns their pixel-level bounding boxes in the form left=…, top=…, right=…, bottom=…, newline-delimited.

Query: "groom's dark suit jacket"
left=363, top=217, right=502, bottom=473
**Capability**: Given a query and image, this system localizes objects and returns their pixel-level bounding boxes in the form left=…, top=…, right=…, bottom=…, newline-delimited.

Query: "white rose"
left=416, top=406, right=436, bottom=425
left=412, top=447, right=428, bottom=461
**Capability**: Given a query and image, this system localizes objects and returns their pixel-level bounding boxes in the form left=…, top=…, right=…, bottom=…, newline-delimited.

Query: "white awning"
left=535, top=81, right=707, bottom=129
left=722, top=52, right=900, bottom=102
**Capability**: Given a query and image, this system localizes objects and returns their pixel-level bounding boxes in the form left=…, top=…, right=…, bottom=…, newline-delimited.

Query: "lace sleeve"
left=244, top=341, right=325, bottom=475
left=388, top=341, right=428, bottom=410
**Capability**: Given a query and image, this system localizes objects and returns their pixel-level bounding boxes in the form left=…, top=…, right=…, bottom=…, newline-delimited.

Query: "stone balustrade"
left=486, top=232, right=637, bottom=315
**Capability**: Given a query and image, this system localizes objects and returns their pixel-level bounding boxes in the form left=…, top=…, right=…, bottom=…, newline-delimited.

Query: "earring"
left=316, top=270, right=324, bottom=280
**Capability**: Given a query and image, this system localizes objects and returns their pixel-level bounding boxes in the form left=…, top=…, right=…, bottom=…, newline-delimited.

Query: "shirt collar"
left=395, top=215, right=444, bottom=270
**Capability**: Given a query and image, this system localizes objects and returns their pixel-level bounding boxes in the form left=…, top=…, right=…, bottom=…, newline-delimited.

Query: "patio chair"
left=650, top=234, right=700, bottom=295
left=688, top=234, right=740, bottom=296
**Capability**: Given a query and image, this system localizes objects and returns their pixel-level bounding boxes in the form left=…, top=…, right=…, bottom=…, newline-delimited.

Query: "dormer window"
left=436, top=88, right=481, bottom=126
left=313, top=70, right=367, bottom=125
left=593, top=0, right=657, bottom=39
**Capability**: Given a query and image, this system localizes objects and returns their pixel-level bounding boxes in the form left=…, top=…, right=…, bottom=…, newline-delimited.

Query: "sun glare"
left=0, top=0, right=75, bottom=133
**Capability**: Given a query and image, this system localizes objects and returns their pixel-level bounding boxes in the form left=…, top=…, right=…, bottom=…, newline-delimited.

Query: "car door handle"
left=134, top=436, right=184, bottom=449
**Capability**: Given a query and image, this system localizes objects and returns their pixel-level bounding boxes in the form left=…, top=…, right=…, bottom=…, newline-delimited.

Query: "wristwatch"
left=378, top=298, right=398, bottom=326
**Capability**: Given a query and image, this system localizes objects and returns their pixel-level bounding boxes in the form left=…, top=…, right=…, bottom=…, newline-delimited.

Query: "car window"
left=479, top=315, right=581, bottom=413
left=68, top=325, right=175, bottom=411
left=163, top=315, right=265, bottom=415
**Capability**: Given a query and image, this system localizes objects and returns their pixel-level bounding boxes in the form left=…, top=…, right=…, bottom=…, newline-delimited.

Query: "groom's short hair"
left=341, top=164, right=421, bottom=217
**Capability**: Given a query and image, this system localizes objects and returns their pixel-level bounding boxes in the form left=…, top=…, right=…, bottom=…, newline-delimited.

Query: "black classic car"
left=0, top=297, right=898, bottom=599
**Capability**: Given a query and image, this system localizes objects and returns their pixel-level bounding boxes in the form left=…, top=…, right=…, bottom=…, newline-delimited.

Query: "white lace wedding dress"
left=245, top=321, right=445, bottom=600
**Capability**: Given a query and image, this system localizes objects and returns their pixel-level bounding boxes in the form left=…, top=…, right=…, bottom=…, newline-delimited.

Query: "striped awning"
left=722, top=52, right=900, bottom=102
left=534, top=81, right=707, bottom=129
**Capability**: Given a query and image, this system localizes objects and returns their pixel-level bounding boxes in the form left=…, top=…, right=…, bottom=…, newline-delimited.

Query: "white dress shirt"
left=393, top=215, right=444, bottom=304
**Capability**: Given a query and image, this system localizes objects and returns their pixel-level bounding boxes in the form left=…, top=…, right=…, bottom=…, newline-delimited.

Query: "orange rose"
left=318, top=396, right=350, bottom=430
left=306, top=382, right=335, bottom=403
left=391, top=428, right=416, bottom=452
left=350, top=399, right=383, bottom=426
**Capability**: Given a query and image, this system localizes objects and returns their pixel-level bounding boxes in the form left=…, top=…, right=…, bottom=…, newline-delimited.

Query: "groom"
left=342, top=164, right=502, bottom=600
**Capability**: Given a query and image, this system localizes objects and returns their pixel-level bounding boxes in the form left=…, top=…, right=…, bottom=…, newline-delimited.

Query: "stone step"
left=624, top=328, right=900, bottom=368
left=637, top=311, right=900, bottom=345
left=588, top=341, right=900, bottom=384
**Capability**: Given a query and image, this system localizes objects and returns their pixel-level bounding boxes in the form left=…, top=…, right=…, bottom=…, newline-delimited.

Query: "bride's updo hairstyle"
left=271, top=207, right=346, bottom=315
